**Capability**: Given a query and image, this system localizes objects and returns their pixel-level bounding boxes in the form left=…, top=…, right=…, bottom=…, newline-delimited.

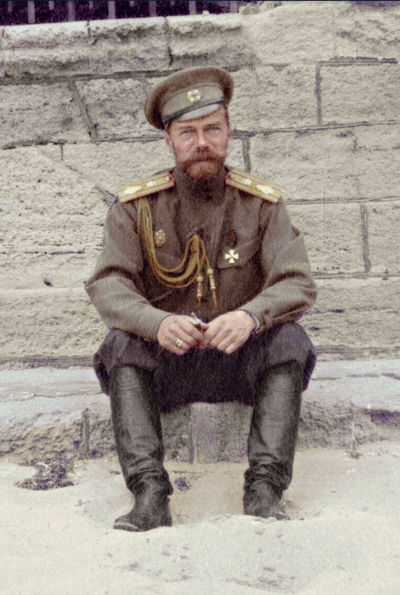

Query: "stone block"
left=228, top=69, right=259, bottom=132
left=189, top=402, right=251, bottom=463
left=0, top=368, right=192, bottom=463
left=353, top=124, right=400, bottom=199
left=288, top=203, right=365, bottom=275
left=2, top=362, right=399, bottom=466
left=75, top=78, right=154, bottom=139
left=299, top=394, right=379, bottom=449
left=254, top=64, right=317, bottom=130
left=0, top=147, right=107, bottom=289
left=62, top=138, right=246, bottom=195
left=335, top=2, right=400, bottom=61
left=0, top=288, right=105, bottom=360
left=63, top=140, right=168, bottom=195
left=305, top=278, right=400, bottom=357
left=227, top=138, right=246, bottom=170
left=3, top=18, right=169, bottom=76
left=37, top=143, right=63, bottom=161
left=355, top=123, right=400, bottom=152
left=308, top=359, right=400, bottom=412
left=167, top=14, right=252, bottom=67
left=367, top=201, right=400, bottom=274
left=161, top=407, right=192, bottom=462
left=0, top=82, right=89, bottom=148
left=250, top=129, right=359, bottom=201
left=87, top=18, right=169, bottom=73
left=321, top=63, right=400, bottom=125
left=3, top=21, right=89, bottom=77
left=244, top=1, right=339, bottom=64
left=302, top=358, right=400, bottom=445
left=223, top=64, right=318, bottom=132
left=357, top=156, right=400, bottom=201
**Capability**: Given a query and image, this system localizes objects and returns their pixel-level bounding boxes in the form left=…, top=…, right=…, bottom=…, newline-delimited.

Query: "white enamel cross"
left=224, top=249, right=239, bottom=264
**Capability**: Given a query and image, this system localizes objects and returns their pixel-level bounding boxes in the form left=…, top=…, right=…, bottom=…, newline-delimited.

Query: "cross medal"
left=224, top=249, right=239, bottom=264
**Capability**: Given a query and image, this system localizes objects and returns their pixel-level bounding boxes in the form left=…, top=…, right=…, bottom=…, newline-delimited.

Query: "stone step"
left=1, top=360, right=399, bottom=465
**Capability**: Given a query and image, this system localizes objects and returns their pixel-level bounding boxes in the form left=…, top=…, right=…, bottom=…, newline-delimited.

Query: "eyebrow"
left=176, top=118, right=224, bottom=131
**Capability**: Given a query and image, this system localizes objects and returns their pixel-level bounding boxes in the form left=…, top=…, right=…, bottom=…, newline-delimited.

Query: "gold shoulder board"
left=226, top=168, right=282, bottom=203
left=117, top=171, right=175, bottom=203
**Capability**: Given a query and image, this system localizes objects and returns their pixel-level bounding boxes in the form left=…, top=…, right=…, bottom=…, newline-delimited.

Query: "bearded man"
left=85, top=66, right=317, bottom=532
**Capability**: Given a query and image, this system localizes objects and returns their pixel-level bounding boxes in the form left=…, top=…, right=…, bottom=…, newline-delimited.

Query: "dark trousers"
left=106, top=323, right=314, bottom=495
left=96, top=322, right=316, bottom=411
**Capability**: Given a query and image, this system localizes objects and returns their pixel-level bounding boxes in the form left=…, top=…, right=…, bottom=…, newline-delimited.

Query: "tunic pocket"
left=216, top=237, right=263, bottom=310
left=217, top=237, right=260, bottom=269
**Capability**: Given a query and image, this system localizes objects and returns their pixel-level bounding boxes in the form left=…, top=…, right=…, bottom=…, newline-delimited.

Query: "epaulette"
left=226, top=168, right=282, bottom=203
left=117, top=171, right=175, bottom=203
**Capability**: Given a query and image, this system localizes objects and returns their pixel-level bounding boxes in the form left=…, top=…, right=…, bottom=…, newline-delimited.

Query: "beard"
left=178, top=149, right=226, bottom=180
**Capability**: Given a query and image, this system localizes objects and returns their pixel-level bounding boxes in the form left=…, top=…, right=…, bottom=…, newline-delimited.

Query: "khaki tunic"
left=85, top=166, right=317, bottom=339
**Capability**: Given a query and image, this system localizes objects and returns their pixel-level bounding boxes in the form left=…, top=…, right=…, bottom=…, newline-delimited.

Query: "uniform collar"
left=174, top=165, right=226, bottom=203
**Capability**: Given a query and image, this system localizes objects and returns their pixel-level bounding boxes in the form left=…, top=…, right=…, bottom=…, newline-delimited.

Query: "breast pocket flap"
left=217, top=238, right=260, bottom=270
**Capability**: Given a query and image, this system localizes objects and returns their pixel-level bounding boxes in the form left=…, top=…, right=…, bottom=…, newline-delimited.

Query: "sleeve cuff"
left=238, top=309, right=262, bottom=335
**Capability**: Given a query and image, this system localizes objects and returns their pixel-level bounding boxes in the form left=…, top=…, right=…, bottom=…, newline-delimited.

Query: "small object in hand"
left=176, top=338, right=184, bottom=348
left=190, top=312, right=205, bottom=330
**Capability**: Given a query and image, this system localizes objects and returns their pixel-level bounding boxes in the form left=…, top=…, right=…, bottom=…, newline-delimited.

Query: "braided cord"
left=137, top=198, right=217, bottom=305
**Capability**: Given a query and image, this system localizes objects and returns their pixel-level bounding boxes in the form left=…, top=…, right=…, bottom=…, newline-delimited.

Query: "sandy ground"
left=2, top=442, right=400, bottom=595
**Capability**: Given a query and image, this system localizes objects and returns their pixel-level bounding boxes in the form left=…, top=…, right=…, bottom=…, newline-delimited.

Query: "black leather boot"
left=110, top=366, right=173, bottom=532
left=243, top=361, right=303, bottom=520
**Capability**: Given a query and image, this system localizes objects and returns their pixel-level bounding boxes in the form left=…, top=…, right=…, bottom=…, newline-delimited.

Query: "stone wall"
left=1, top=0, right=399, bottom=367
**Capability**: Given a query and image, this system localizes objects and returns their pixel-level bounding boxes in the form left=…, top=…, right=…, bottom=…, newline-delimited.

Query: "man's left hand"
left=202, top=311, right=256, bottom=354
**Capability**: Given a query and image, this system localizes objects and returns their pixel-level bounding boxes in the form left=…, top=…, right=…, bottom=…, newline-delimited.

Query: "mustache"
left=185, top=150, right=221, bottom=163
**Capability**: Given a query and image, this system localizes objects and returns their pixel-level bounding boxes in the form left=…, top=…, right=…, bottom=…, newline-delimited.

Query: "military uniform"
left=85, top=66, right=317, bottom=531
left=85, top=164, right=316, bottom=409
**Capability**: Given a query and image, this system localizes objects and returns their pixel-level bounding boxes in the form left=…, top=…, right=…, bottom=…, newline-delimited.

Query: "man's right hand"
left=157, top=315, right=207, bottom=355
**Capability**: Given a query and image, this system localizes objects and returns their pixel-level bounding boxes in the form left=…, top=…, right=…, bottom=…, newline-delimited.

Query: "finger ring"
left=176, top=338, right=184, bottom=348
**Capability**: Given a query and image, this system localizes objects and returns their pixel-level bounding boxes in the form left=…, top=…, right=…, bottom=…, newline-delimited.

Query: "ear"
left=227, top=120, right=233, bottom=140
left=163, top=129, right=171, bottom=147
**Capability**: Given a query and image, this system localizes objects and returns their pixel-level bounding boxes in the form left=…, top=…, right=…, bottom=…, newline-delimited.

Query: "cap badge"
left=154, top=229, right=166, bottom=248
left=224, top=249, right=239, bottom=265
left=187, top=89, right=202, bottom=104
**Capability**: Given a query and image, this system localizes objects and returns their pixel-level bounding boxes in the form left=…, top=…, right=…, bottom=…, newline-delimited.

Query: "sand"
left=1, top=441, right=400, bottom=594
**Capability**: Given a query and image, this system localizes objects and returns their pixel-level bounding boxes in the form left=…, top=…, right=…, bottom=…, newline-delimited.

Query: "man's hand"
left=157, top=314, right=207, bottom=355
left=202, top=311, right=256, bottom=354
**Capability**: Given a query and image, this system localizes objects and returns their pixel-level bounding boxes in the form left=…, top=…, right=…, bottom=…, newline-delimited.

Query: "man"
left=85, top=66, right=317, bottom=532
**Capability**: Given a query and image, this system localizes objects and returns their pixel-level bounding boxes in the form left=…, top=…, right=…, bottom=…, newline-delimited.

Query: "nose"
left=196, top=130, right=208, bottom=149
